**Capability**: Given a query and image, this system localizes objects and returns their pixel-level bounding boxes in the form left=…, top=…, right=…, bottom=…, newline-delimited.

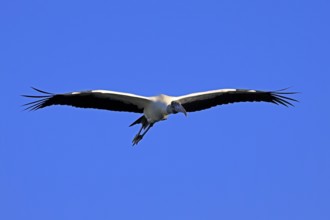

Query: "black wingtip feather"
left=22, top=95, right=50, bottom=98
left=22, top=88, right=53, bottom=111
left=270, top=89, right=298, bottom=107
left=31, top=87, right=53, bottom=94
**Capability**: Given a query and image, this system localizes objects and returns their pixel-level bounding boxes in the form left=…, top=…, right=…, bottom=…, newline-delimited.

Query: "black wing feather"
left=181, top=89, right=298, bottom=112
left=23, top=88, right=145, bottom=113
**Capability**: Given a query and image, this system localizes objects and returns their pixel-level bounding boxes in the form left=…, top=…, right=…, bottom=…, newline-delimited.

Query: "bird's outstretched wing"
left=23, top=87, right=151, bottom=113
left=174, top=88, right=298, bottom=112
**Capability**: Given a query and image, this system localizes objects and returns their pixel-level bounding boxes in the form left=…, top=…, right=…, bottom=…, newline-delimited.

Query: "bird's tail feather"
left=129, top=116, right=148, bottom=128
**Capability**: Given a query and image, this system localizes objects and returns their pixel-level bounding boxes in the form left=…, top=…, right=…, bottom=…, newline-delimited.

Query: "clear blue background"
left=1, top=0, right=329, bottom=219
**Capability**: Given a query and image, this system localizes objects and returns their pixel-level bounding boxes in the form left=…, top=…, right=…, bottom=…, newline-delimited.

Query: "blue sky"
left=1, top=0, right=329, bottom=219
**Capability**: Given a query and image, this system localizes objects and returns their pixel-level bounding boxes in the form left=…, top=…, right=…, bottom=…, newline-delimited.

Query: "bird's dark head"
left=169, top=101, right=187, bottom=116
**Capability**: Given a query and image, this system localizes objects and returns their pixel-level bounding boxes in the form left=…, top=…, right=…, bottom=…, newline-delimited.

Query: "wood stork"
left=23, top=87, right=297, bottom=145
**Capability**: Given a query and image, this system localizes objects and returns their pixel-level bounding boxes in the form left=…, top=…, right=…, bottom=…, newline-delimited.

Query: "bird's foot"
left=132, top=135, right=143, bottom=146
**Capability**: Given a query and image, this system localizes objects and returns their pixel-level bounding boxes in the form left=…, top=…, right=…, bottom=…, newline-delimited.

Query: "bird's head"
left=169, top=101, right=187, bottom=116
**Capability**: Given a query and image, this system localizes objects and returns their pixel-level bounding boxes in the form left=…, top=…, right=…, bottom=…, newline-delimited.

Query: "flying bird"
left=23, top=87, right=297, bottom=145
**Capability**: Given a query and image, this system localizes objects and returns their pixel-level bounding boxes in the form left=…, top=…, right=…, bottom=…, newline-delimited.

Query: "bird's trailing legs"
left=132, top=123, right=154, bottom=146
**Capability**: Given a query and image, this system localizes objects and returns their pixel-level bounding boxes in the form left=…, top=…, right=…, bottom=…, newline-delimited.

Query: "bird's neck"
left=166, top=105, right=174, bottom=115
